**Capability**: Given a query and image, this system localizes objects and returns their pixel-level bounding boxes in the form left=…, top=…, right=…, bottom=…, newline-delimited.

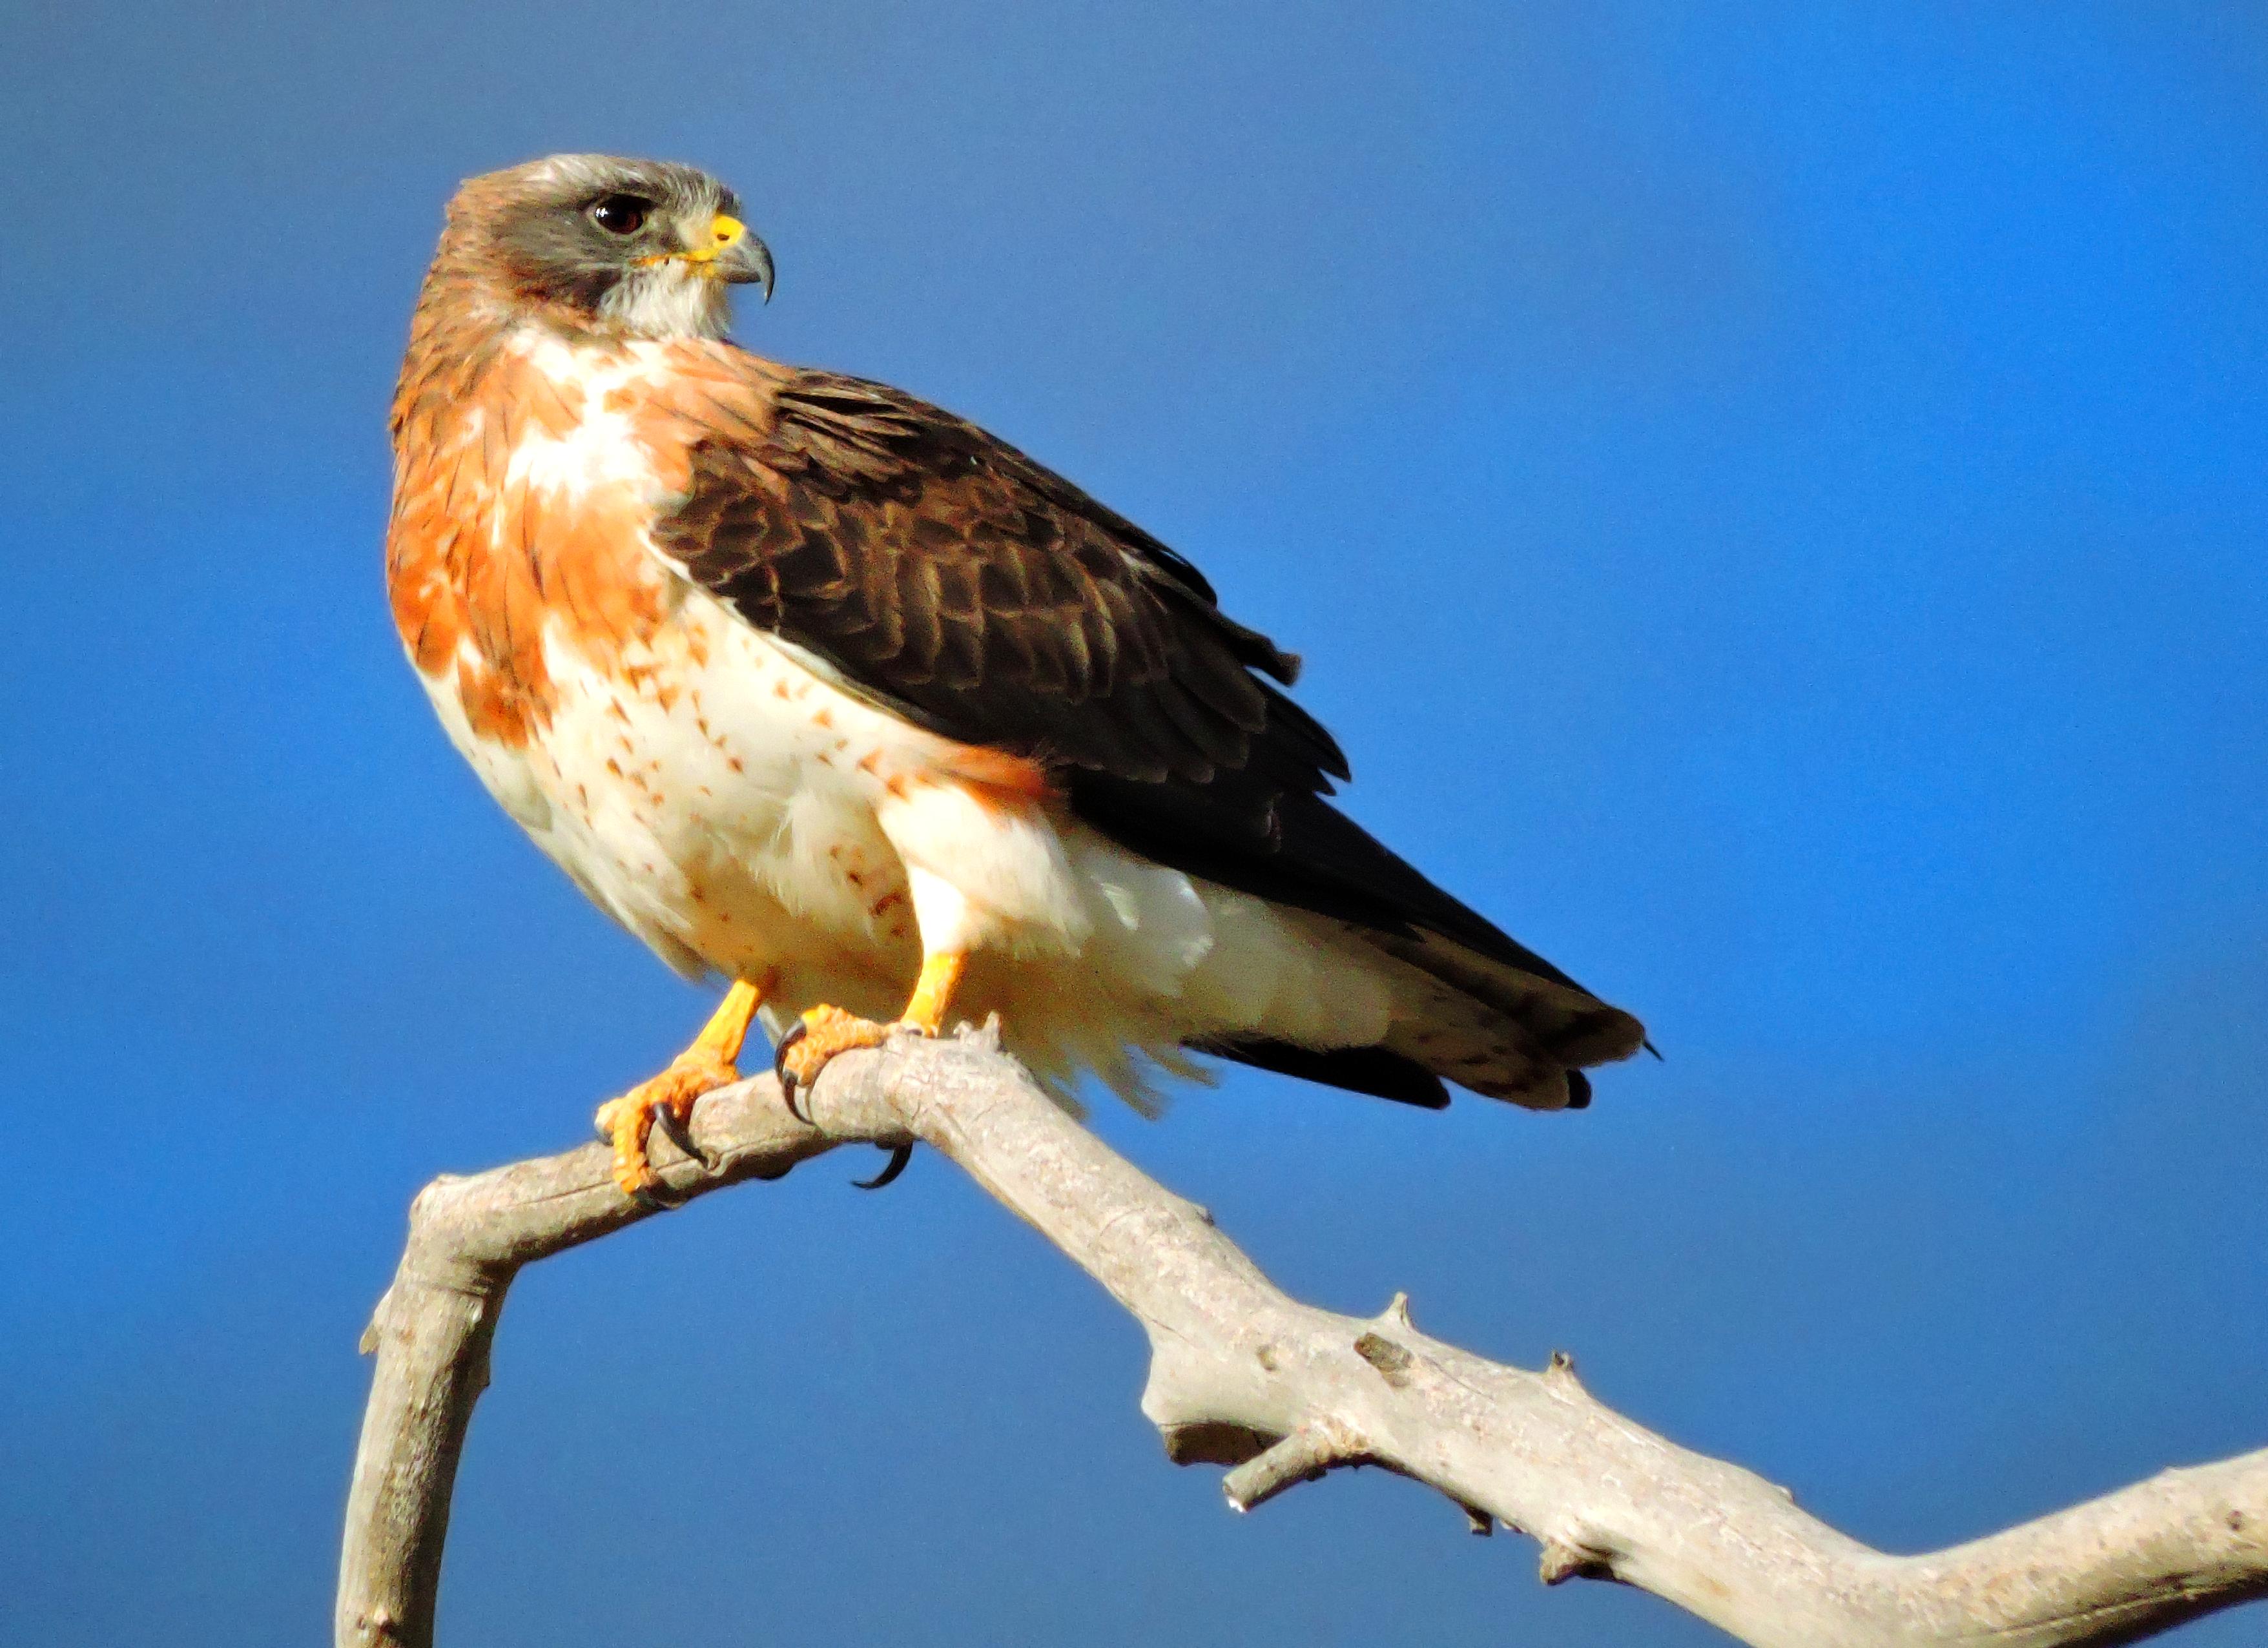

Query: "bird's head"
left=433, top=153, right=774, bottom=340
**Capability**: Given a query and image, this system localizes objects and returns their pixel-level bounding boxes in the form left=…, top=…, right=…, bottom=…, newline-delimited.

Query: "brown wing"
left=654, top=364, right=1646, bottom=1094
left=655, top=369, right=1348, bottom=823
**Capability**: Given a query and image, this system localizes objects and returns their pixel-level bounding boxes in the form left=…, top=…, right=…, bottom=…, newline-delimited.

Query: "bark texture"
left=338, top=1026, right=2268, bottom=1648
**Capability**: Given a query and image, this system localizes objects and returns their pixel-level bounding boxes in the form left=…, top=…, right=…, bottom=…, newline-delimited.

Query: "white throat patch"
left=598, top=263, right=733, bottom=340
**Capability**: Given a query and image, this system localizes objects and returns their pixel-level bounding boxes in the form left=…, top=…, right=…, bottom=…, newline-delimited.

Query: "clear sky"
left=3, top=4, right=2263, bottom=1644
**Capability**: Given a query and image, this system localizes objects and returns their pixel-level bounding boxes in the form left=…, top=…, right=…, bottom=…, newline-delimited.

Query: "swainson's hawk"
left=386, top=154, right=1645, bottom=1196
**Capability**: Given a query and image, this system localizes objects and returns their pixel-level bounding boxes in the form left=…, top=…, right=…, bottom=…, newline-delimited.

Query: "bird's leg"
left=900, top=947, right=967, bottom=1037
left=595, top=975, right=767, bottom=1198
left=774, top=949, right=967, bottom=1116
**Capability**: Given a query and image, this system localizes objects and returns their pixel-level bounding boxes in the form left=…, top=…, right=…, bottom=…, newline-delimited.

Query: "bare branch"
left=1221, top=1417, right=1370, bottom=1512
left=338, top=1028, right=2268, bottom=1648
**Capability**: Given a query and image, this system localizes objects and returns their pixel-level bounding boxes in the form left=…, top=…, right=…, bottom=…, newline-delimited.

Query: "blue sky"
left=2, top=4, right=2263, bottom=1643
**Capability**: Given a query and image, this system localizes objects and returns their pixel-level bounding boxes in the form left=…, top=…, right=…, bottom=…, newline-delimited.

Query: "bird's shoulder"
left=639, top=344, right=1224, bottom=607
left=629, top=343, right=1336, bottom=792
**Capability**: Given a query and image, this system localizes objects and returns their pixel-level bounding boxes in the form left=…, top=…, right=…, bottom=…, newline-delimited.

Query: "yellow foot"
left=773, top=1004, right=913, bottom=1117
left=593, top=1050, right=737, bottom=1198
left=594, top=978, right=766, bottom=1200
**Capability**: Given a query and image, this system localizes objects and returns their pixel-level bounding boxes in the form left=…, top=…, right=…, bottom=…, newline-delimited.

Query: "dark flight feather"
left=654, top=367, right=1645, bottom=1102
left=1188, top=1038, right=1451, bottom=1109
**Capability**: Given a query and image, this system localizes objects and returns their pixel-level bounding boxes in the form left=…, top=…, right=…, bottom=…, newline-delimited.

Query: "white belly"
left=418, top=584, right=1422, bottom=1105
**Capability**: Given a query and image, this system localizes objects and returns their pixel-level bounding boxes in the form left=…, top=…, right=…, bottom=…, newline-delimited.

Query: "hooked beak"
left=643, top=212, right=775, bottom=303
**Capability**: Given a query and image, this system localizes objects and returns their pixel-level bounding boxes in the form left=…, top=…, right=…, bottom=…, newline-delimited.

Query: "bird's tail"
left=1368, top=926, right=1645, bottom=1109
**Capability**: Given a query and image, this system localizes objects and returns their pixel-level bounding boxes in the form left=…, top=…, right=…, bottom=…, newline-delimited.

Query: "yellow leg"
left=776, top=949, right=969, bottom=1103
left=901, top=949, right=967, bottom=1035
left=595, top=976, right=767, bottom=1197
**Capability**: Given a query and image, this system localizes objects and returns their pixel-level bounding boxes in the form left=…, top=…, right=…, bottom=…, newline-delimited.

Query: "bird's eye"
left=589, top=194, right=650, bottom=236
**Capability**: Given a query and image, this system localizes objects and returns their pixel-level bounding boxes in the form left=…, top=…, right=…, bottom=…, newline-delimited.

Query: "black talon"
left=774, top=1020, right=810, bottom=1122
left=632, top=1177, right=689, bottom=1213
left=649, top=1100, right=715, bottom=1172
left=852, top=1142, right=912, bottom=1191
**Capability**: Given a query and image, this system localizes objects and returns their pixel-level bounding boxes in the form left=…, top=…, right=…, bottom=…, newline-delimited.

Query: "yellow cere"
left=635, top=214, right=746, bottom=269
left=681, top=214, right=745, bottom=263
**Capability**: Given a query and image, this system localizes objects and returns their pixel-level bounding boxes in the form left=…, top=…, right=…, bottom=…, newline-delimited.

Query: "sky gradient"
left=2, top=4, right=2263, bottom=1643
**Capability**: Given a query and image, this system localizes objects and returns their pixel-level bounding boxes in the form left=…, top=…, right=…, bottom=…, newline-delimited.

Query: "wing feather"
left=657, top=366, right=1311, bottom=791
left=647, top=355, right=1644, bottom=1089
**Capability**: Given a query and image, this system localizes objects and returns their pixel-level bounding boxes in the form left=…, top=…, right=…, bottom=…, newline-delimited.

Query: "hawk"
left=387, top=154, right=1645, bottom=1197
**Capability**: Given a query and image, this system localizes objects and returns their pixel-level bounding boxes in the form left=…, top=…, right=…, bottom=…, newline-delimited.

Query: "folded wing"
left=650, top=362, right=1644, bottom=1106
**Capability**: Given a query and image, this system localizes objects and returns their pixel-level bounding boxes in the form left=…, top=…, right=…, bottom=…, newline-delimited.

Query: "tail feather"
left=1080, top=768, right=1646, bottom=1113
left=1371, top=929, right=1647, bottom=1069
left=1360, top=929, right=1642, bottom=1111
left=1192, top=1036, right=1450, bottom=1109
left=1186, top=922, right=1642, bottom=1114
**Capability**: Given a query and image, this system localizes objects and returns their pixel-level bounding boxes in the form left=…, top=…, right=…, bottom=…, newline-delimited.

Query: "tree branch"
left=337, top=1026, right=2268, bottom=1648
